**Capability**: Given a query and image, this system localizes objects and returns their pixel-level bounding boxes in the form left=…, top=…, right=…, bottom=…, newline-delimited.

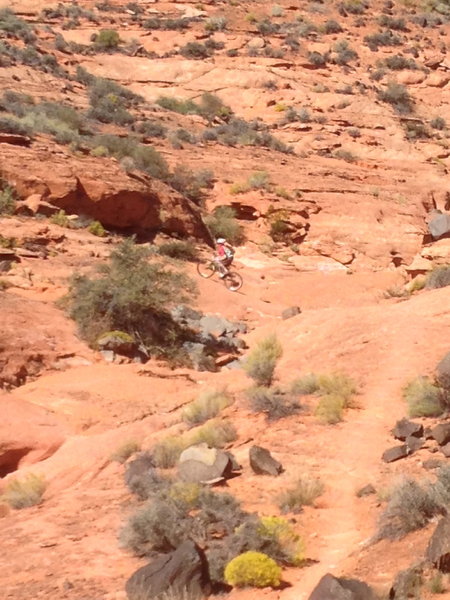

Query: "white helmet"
left=216, top=238, right=226, bottom=244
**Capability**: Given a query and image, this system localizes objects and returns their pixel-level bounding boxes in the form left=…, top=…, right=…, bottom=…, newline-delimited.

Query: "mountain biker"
left=214, top=238, right=235, bottom=277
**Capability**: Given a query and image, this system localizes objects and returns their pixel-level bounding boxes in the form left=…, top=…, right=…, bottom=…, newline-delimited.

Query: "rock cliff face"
left=0, top=142, right=209, bottom=239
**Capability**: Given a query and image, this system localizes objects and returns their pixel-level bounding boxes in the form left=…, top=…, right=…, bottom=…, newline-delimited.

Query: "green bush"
left=158, top=240, right=198, bottom=262
left=0, top=8, right=36, bottom=42
left=93, top=29, right=121, bottom=51
left=269, top=219, right=291, bottom=242
left=224, top=551, right=282, bottom=588
left=169, top=165, right=214, bottom=203
left=315, top=393, right=346, bottom=424
left=2, top=473, right=46, bottom=508
left=63, top=238, right=196, bottom=356
left=244, top=334, right=283, bottom=387
left=0, top=116, right=32, bottom=136
left=324, top=19, right=343, bottom=33
left=0, top=181, right=16, bottom=215
left=110, top=440, right=141, bottom=463
left=378, top=82, right=413, bottom=114
left=291, top=373, right=320, bottom=395
left=182, top=389, right=232, bottom=425
left=50, top=210, right=70, bottom=227
left=189, top=419, right=237, bottom=448
left=278, top=476, right=324, bottom=513
left=180, top=42, right=209, bottom=59
left=426, top=266, right=450, bottom=289
left=428, top=571, right=445, bottom=594
left=258, top=516, right=305, bottom=566
left=364, top=30, right=403, bottom=51
left=334, top=39, right=358, bottom=65
left=247, top=386, right=299, bottom=420
left=88, top=220, right=107, bottom=237
left=377, top=478, right=443, bottom=540
left=204, top=205, right=245, bottom=245
left=152, top=436, right=186, bottom=469
left=205, top=16, right=227, bottom=31
left=403, top=376, right=445, bottom=417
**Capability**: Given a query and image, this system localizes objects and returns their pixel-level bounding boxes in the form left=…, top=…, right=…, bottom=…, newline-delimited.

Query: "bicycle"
left=196, top=260, right=243, bottom=292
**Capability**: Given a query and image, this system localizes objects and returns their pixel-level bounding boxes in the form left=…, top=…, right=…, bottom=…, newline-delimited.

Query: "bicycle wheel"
left=223, top=271, right=243, bottom=292
left=197, top=261, right=216, bottom=279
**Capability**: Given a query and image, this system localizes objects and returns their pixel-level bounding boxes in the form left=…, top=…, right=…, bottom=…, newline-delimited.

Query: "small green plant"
left=50, top=210, right=70, bottom=227
left=0, top=182, right=16, bottom=215
left=182, top=389, right=232, bottom=426
left=2, top=473, right=46, bottom=508
left=224, top=551, right=282, bottom=588
left=110, top=440, right=141, bottom=463
left=278, top=476, right=324, bottom=513
left=247, top=386, right=299, bottom=420
left=248, top=171, right=270, bottom=190
left=93, top=28, right=121, bottom=50
left=87, top=220, right=106, bottom=237
left=244, top=334, right=283, bottom=387
left=291, top=373, right=320, bottom=395
left=315, top=393, right=346, bottom=424
left=158, top=240, right=198, bottom=262
left=334, top=149, right=357, bottom=162
left=258, top=516, right=305, bottom=565
left=429, top=571, right=445, bottom=594
left=189, top=419, right=237, bottom=448
left=152, top=435, right=187, bottom=469
left=403, top=376, right=445, bottom=417
left=204, top=205, right=245, bottom=245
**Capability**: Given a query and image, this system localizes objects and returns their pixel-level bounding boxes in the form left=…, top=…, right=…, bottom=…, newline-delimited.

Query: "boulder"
left=423, top=458, right=443, bottom=470
left=427, top=516, right=450, bottom=572
left=429, top=213, right=450, bottom=239
left=389, top=565, right=423, bottom=599
left=178, top=444, right=236, bottom=484
left=431, top=423, right=450, bottom=446
left=15, top=194, right=59, bottom=217
left=405, top=435, right=424, bottom=453
left=281, top=306, right=301, bottom=320
left=440, top=442, right=450, bottom=458
left=382, top=445, right=409, bottom=463
left=182, top=342, right=216, bottom=372
left=125, top=540, right=211, bottom=600
left=97, top=331, right=137, bottom=356
left=249, top=445, right=283, bottom=476
left=308, top=573, right=374, bottom=600
left=124, top=452, right=155, bottom=498
left=393, top=418, right=424, bottom=441
left=436, top=351, right=450, bottom=390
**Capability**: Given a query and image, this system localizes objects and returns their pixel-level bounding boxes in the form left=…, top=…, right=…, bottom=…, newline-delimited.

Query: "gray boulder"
left=178, top=444, right=236, bottom=484
left=437, top=351, right=450, bottom=390
left=431, top=423, right=450, bottom=446
left=182, top=342, right=216, bottom=372
left=429, top=213, right=450, bottom=239
left=249, top=445, right=283, bottom=476
left=405, top=435, right=424, bottom=453
left=308, top=574, right=374, bottom=600
left=382, top=445, right=410, bottom=463
left=393, top=418, right=423, bottom=441
left=427, top=516, right=450, bottom=572
left=171, top=305, right=203, bottom=324
left=389, top=565, right=423, bottom=599
left=281, top=306, right=301, bottom=320
left=125, top=540, right=211, bottom=600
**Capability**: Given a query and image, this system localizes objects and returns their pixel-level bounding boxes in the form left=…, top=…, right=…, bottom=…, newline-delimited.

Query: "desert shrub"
left=334, top=149, right=357, bottom=162
left=205, top=16, right=227, bottom=31
left=2, top=473, right=46, bottom=508
left=258, top=516, right=305, bottom=565
left=378, top=82, right=413, bottom=114
left=377, top=478, right=444, bottom=540
left=224, top=551, right=282, bottom=588
left=426, top=265, right=450, bottom=289
left=428, top=572, right=445, bottom=594
left=334, top=39, right=358, bottom=65
left=431, top=117, right=446, bottom=130
left=256, top=19, right=280, bottom=35
left=0, top=235, right=15, bottom=249
left=87, top=77, right=141, bottom=125
left=197, top=92, right=232, bottom=123
left=383, top=54, right=418, bottom=70
left=244, top=334, right=283, bottom=387
left=403, top=120, right=430, bottom=141
left=247, top=386, right=300, bottom=420
left=157, top=240, right=198, bottom=262
left=134, top=120, right=166, bottom=138
left=0, top=116, right=32, bottom=136
left=271, top=5, right=284, bottom=17
left=378, top=15, right=407, bottom=31
left=63, top=238, right=196, bottom=355
left=338, top=0, right=367, bottom=14
left=291, top=373, right=320, bottom=395
left=189, top=419, right=237, bottom=448
left=50, top=210, right=70, bottom=227
left=0, top=8, right=36, bottom=42
left=110, top=440, right=141, bottom=463
left=315, top=373, right=357, bottom=403
left=169, top=165, right=214, bottom=204
left=364, top=30, right=403, bottom=51
left=180, top=42, right=210, bottom=59
left=370, top=68, right=386, bottom=81
left=269, top=219, right=291, bottom=242
left=248, top=171, right=270, bottom=190
left=315, top=393, right=346, bottom=424
left=347, top=127, right=361, bottom=138
left=182, top=389, right=232, bottom=425
left=88, top=221, right=107, bottom=237
left=324, top=19, right=343, bottom=33
left=204, top=205, right=244, bottom=245
left=0, top=181, right=16, bottom=215
left=403, top=376, right=445, bottom=417
left=93, top=29, right=121, bottom=51
left=143, top=17, right=192, bottom=30
left=308, top=51, right=328, bottom=66
left=278, top=476, right=324, bottom=513
left=157, top=96, right=199, bottom=115
left=212, top=117, right=292, bottom=153
left=152, top=436, right=187, bottom=469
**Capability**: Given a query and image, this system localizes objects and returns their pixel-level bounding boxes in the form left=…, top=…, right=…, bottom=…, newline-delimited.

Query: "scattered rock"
left=382, top=444, right=409, bottom=463
left=178, top=444, right=237, bottom=484
left=440, top=442, right=450, bottom=457
left=247, top=37, right=265, bottom=49
left=431, top=423, right=450, bottom=446
left=423, top=458, right=443, bottom=470
left=97, top=331, right=138, bottom=357
left=125, top=540, right=211, bottom=600
left=405, top=436, right=424, bottom=453
left=308, top=573, right=375, bottom=600
left=428, top=213, right=450, bottom=239
left=356, top=484, right=376, bottom=497
left=182, top=342, right=216, bottom=372
left=427, top=516, right=450, bottom=572
left=249, top=445, right=283, bottom=476
left=393, top=418, right=424, bottom=441
left=436, top=351, right=450, bottom=390
left=124, top=452, right=154, bottom=492
left=281, top=306, right=301, bottom=320
left=389, top=565, right=423, bottom=599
